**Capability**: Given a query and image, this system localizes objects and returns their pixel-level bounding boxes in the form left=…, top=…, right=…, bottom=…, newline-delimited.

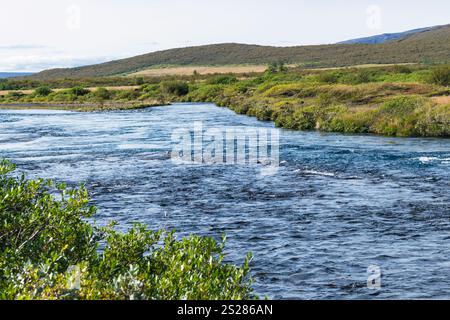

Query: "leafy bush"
left=34, top=86, right=52, bottom=97
left=4, top=91, right=25, bottom=101
left=70, top=86, right=90, bottom=96
left=93, top=87, right=111, bottom=100
left=0, top=160, right=254, bottom=300
left=389, top=65, right=412, bottom=74
left=206, top=74, right=237, bottom=85
left=340, top=69, right=377, bottom=84
left=161, top=81, right=189, bottom=96
left=371, top=96, right=424, bottom=136
left=266, top=62, right=288, bottom=74
left=115, top=89, right=140, bottom=100
left=317, top=71, right=339, bottom=84
left=135, top=77, right=145, bottom=86
left=428, top=65, right=450, bottom=86
left=187, top=84, right=225, bottom=102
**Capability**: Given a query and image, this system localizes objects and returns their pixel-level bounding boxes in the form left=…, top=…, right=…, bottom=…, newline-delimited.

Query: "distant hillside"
left=31, top=24, right=450, bottom=79
left=0, top=72, right=34, bottom=79
left=337, top=26, right=437, bottom=44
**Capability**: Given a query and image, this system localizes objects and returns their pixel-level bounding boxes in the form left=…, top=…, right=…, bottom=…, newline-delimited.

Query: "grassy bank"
left=1, top=64, right=449, bottom=137
left=0, top=160, right=254, bottom=300
left=180, top=65, right=450, bottom=137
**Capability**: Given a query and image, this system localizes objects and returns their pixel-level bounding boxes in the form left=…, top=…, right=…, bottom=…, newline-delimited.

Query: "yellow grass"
left=310, top=63, right=416, bottom=71
left=128, top=65, right=268, bottom=77
left=431, top=96, right=450, bottom=105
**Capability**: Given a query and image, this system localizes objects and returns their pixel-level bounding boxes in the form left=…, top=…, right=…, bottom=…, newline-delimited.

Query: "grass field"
left=128, top=65, right=268, bottom=77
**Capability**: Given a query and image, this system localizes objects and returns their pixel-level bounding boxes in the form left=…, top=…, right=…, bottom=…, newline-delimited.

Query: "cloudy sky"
left=1, top=0, right=449, bottom=72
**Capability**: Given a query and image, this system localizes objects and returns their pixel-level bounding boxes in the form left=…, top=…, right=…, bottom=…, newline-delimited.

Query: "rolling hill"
left=30, top=24, right=450, bottom=79
left=337, top=26, right=438, bottom=44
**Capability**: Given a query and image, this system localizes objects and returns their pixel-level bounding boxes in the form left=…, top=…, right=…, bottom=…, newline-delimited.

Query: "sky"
left=1, top=0, right=450, bottom=72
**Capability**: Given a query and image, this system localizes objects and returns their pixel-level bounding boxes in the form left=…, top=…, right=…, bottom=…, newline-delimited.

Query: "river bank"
left=1, top=65, right=449, bottom=137
left=0, top=100, right=166, bottom=112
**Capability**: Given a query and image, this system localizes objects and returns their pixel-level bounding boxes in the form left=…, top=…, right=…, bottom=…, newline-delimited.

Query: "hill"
left=30, top=24, right=450, bottom=79
left=337, top=26, right=437, bottom=44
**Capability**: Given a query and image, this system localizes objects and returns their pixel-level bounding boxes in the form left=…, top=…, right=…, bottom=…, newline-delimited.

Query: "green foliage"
left=4, top=91, right=25, bottom=101
left=187, top=84, right=225, bottom=102
left=70, top=86, right=90, bottom=96
left=0, top=64, right=448, bottom=137
left=161, top=81, right=189, bottom=96
left=206, top=74, right=237, bottom=85
left=428, top=65, right=450, bottom=86
left=389, top=65, right=412, bottom=74
left=339, top=69, right=378, bottom=84
left=135, top=77, right=145, bottom=86
left=0, top=161, right=254, bottom=300
left=93, top=87, right=111, bottom=100
left=33, top=87, right=53, bottom=97
left=317, top=71, right=339, bottom=84
left=267, top=62, right=288, bottom=74
left=0, top=79, right=20, bottom=90
left=371, top=96, right=425, bottom=136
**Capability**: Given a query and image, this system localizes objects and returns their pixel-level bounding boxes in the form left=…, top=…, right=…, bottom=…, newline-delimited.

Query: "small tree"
left=34, top=86, right=52, bottom=97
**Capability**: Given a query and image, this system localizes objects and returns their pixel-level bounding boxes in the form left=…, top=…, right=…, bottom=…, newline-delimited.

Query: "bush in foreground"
left=0, top=160, right=253, bottom=300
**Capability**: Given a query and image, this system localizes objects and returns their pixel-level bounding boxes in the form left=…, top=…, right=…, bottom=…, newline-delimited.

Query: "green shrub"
left=317, top=71, right=339, bottom=84
left=187, top=84, right=224, bottom=102
left=70, top=86, right=90, bottom=96
left=161, top=81, right=189, bottom=96
left=93, top=87, right=111, bottom=100
left=371, top=96, right=424, bottom=136
left=428, top=65, right=450, bottom=86
left=340, top=69, right=372, bottom=84
left=34, top=86, right=52, bottom=97
left=5, top=91, right=25, bottom=101
left=0, top=160, right=254, bottom=300
left=206, top=74, right=237, bottom=85
left=292, top=106, right=317, bottom=130
left=115, top=90, right=140, bottom=100
left=389, top=65, right=412, bottom=74
left=135, top=77, right=145, bottom=86
left=414, top=103, right=450, bottom=137
left=263, top=84, right=317, bottom=98
left=141, top=84, right=160, bottom=95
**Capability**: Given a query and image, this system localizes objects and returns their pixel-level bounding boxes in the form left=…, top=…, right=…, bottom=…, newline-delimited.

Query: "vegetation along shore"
left=1, top=64, right=449, bottom=137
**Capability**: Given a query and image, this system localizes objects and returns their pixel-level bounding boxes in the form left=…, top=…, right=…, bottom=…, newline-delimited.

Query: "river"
left=0, top=103, right=449, bottom=299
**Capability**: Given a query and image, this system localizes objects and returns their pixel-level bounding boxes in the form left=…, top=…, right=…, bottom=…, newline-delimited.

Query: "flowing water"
left=1, top=103, right=449, bottom=299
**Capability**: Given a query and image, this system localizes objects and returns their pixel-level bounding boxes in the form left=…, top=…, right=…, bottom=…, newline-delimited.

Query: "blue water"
left=0, top=103, right=449, bottom=299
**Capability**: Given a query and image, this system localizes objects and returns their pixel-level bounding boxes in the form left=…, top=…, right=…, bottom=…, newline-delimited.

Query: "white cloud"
left=0, top=54, right=113, bottom=72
